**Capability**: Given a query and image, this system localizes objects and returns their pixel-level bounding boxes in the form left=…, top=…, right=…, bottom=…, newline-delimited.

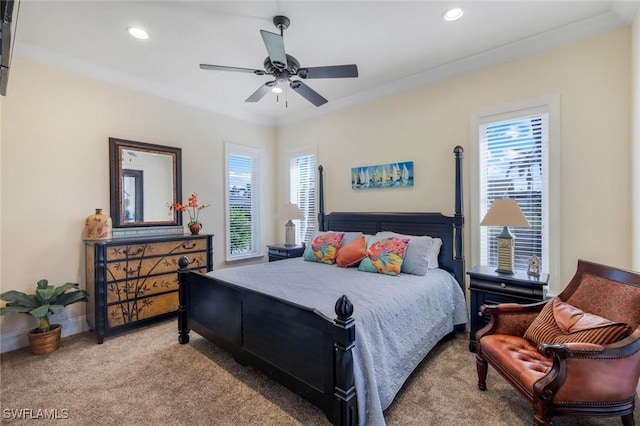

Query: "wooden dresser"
left=85, top=234, right=213, bottom=343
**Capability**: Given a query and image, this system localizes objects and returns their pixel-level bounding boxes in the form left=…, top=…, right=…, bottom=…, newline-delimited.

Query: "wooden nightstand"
left=267, top=243, right=305, bottom=262
left=467, top=265, right=549, bottom=352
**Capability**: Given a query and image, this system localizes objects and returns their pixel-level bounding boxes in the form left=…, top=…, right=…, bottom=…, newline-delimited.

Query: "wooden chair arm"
left=477, top=300, right=548, bottom=341
left=534, top=328, right=640, bottom=403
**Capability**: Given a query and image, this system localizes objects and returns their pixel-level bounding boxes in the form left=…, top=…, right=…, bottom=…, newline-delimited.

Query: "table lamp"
left=277, top=203, right=304, bottom=246
left=480, top=198, right=530, bottom=274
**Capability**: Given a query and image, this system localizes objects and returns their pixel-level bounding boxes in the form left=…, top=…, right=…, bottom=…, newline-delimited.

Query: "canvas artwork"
left=352, top=161, right=414, bottom=189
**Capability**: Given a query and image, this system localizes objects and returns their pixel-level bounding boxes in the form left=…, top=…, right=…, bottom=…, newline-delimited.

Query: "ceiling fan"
left=199, top=15, right=358, bottom=107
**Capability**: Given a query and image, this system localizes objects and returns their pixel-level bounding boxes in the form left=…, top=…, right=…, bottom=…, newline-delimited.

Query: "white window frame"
left=224, top=142, right=262, bottom=262
left=470, top=95, right=561, bottom=294
left=287, top=147, right=317, bottom=245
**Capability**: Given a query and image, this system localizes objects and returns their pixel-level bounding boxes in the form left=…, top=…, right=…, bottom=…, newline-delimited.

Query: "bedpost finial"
left=178, top=256, right=190, bottom=269
left=318, top=165, right=324, bottom=173
left=335, top=295, right=353, bottom=320
left=454, top=145, right=464, bottom=157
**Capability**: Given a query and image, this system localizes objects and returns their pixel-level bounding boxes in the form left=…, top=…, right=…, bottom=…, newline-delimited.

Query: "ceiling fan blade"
left=290, top=80, right=328, bottom=107
left=260, top=30, right=287, bottom=69
left=298, top=64, right=358, bottom=79
left=245, top=83, right=273, bottom=103
left=200, top=64, right=266, bottom=75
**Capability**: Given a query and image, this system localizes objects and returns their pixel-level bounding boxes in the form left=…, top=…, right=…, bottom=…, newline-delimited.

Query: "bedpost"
left=333, top=295, right=357, bottom=426
left=318, top=165, right=325, bottom=231
left=177, top=256, right=190, bottom=344
left=453, top=146, right=465, bottom=291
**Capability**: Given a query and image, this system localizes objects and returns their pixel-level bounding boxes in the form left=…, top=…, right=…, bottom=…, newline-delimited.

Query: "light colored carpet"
left=1, top=319, right=637, bottom=425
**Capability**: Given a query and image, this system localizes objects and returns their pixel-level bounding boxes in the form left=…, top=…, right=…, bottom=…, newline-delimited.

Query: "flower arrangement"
left=170, top=193, right=210, bottom=226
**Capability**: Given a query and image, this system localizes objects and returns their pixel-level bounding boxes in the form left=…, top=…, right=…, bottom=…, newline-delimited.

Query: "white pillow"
left=429, top=238, right=442, bottom=270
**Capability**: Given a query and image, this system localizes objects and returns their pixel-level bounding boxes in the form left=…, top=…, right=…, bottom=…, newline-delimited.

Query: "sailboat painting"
left=351, top=161, right=414, bottom=189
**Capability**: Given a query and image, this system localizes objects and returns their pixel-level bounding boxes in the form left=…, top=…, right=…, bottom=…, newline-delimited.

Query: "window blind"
left=227, top=150, right=260, bottom=258
left=290, top=153, right=316, bottom=244
left=479, top=112, right=549, bottom=271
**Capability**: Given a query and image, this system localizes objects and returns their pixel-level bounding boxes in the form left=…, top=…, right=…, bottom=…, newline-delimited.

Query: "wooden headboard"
left=316, top=146, right=465, bottom=290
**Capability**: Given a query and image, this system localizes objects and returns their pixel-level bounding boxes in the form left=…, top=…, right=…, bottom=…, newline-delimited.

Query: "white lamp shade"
left=277, top=203, right=304, bottom=221
left=480, top=199, right=530, bottom=227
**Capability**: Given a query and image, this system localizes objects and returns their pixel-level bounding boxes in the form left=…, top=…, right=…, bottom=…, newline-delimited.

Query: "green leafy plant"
left=0, top=279, right=88, bottom=333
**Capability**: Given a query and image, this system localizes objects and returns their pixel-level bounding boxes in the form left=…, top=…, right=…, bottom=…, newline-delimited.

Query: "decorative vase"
left=28, top=324, right=62, bottom=355
left=188, top=222, right=202, bottom=235
left=83, top=208, right=112, bottom=241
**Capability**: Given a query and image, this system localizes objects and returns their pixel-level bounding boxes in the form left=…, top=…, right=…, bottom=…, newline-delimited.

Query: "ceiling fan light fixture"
left=127, top=26, right=149, bottom=40
left=442, top=7, right=464, bottom=22
left=271, top=86, right=283, bottom=94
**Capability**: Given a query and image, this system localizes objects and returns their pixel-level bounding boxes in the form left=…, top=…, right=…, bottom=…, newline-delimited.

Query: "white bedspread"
left=207, top=258, right=467, bottom=425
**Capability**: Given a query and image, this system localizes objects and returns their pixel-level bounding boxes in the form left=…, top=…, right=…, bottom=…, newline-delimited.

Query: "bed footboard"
left=177, top=257, right=357, bottom=426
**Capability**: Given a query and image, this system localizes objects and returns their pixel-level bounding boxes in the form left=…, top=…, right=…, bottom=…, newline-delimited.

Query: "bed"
left=177, top=146, right=466, bottom=425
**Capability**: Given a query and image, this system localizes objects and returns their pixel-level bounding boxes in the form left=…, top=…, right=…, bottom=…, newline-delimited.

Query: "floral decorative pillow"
left=302, top=231, right=362, bottom=259
left=358, top=237, right=410, bottom=276
left=376, top=231, right=441, bottom=272
left=304, top=232, right=345, bottom=264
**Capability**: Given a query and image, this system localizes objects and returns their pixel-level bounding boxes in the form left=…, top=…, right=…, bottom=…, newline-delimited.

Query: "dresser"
left=467, top=265, right=549, bottom=352
left=85, top=234, right=213, bottom=343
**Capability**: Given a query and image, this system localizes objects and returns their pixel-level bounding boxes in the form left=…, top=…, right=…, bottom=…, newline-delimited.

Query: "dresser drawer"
left=471, top=278, right=542, bottom=299
left=106, top=239, right=208, bottom=261
left=105, top=267, right=207, bottom=304
left=106, top=292, right=179, bottom=328
left=106, top=252, right=207, bottom=280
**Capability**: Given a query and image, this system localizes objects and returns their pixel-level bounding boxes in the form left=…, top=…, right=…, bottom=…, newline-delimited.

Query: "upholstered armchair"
left=475, top=259, right=640, bottom=426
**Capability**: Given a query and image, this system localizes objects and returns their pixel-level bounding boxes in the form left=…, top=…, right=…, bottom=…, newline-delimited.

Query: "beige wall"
left=1, top=27, right=634, bottom=343
left=277, top=28, right=632, bottom=296
left=633, top=7, right=640, bottom=271
left=1, top=57, right=276, bottom=336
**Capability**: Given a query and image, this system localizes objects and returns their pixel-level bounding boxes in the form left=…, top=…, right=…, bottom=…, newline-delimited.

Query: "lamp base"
left=496, top=231, right=515, bottom=274
left=284, top=220, right=296, bottom=246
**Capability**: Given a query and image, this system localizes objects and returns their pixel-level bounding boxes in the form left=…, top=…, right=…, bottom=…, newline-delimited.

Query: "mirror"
left=109, top=138, right=182, bottom=228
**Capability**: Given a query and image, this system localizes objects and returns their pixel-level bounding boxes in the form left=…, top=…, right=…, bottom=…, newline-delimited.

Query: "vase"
left=28, top=324, right=62, bottom=355
left=189, top=223, right=202, bottom=235
left=83, top=208, right=112, bottom=241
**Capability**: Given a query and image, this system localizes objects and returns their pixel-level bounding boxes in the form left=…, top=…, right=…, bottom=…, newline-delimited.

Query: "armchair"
left=475, top=259, right=640, bottom=426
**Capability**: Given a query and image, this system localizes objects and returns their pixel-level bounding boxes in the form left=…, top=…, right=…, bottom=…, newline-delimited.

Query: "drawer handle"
left=181, top=242, right=197, bottom=250
left=500, top=283, right=506, bottom=288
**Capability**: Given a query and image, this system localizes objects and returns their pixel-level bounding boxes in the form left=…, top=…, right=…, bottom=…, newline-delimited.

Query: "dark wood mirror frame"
left=109, top=137, right=182, bottom=228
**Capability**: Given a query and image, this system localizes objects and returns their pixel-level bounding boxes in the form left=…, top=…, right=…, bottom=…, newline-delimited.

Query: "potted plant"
left=170, top=193, right=210, bottom=235
left=0, top=279, right=88, bottom=355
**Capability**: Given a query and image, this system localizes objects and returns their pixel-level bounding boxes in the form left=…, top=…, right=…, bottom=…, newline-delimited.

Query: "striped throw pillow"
left=524, top=297, right=631, bottom=346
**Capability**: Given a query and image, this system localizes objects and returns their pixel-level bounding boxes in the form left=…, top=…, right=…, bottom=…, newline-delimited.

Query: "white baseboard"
left=0, top=315, right=90, bottom=354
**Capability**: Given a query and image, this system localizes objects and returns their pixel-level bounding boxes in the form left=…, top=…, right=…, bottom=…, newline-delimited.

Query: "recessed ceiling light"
left=442, top=7, right=464, bottom=22
left=127, top=26, right=149, bottom=40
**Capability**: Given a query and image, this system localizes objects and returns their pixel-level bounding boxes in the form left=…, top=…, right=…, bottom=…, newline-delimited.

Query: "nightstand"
left=467, top=265, right=549, bottom=352
left=267, top=244, right=305, bottom=262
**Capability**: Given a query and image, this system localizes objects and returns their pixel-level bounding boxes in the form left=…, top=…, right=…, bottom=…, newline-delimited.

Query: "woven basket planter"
left=27, top=324, right=61, bottom=355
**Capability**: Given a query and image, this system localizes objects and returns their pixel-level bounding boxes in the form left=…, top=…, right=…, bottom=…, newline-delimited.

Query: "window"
left=225, top=143, right=261, bottom=261
left=472, top=96, right=560, bottom=291
left=288, top=150, right=316, bottom=244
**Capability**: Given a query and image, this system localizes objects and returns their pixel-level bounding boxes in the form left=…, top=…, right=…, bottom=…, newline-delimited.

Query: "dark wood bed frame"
left=177, top=146, right=465, bottom=425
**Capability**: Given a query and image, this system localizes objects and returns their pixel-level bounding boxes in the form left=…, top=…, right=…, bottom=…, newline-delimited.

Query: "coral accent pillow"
left=524, top=297, right=631, bottom=345
left=358, top=237, right=410, bottom=276
left=303, top=232, right=345, bottom=264
left=336, top=236, right=367, bottom=268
